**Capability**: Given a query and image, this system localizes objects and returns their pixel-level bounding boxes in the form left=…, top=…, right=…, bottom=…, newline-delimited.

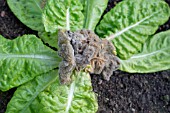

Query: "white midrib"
left=107, top=11, right=160, bottom=40
left=33, top=0, right=43, bottom=12
left=0, top=54, right=55, bottom=60
left=129, top=48, right=168, bottom=60
left=20, top=73, right=58, bottom=113
left=66, top=81, right=75, bottom=113
left=66, top=8, right=70, bottom=30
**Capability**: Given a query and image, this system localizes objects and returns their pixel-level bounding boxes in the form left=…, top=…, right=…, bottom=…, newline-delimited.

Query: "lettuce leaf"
left=83, top=0, right=108, bottom=31
left=43, top=0, right=84, bottom=32
left=38, top=31, right=59, bottom=49
left=7, top=0, right=47, bottom=31
left=120, top=30, right=170, bottom=73
left=6, top=70, right=98, bottom=113
left=0, top=35, right=61, bottom=91
left=96, top=0, right=170, bottom=59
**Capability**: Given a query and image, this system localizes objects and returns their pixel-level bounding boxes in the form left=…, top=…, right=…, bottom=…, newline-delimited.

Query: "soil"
left=0, top=0, right=170, bottom=113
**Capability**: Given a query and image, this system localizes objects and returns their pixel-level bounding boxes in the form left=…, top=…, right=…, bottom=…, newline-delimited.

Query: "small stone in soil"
left=0, top=11, right=5, bottom=17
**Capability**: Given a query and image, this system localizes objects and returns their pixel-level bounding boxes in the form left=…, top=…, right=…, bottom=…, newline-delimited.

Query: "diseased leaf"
left=120, top=30, right=170, bottom=73
left=83, top=0, right=108, bottom=31
left=43, top=0, right=84, bottom=32
left=38, top=31, right=59, bottom=49
left=6, top=71, right=98, bottom=113
left=96, top=0, right=170, bottom=59
left=0, top=35, right=61, bottom=91
left=7, top=0, right=47, bottom=31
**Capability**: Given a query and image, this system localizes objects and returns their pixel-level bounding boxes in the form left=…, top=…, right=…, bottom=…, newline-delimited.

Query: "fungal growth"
left=58, top=29, right=120, bottom=84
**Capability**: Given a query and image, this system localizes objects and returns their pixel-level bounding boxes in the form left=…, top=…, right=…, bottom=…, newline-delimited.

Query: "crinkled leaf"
left=0, top=35, right=61, bottom=91
left=6, top=71, right=98, bottom=113
left=96, top=0, right=170, bottom=59
left=83, top=0, right=108, bottom=31
left=5, top=70, right=59, bottom=113
left=79, top=0, right=86, bottom=12
left=7, top=0, right=47, bottom=31
left=37, top=71, right=98, bottom=113
left=38, top=31, right=58, bottom=49
left=43, top=0, right=84, bottom=32
left=120, top=30, right=170, bottom=73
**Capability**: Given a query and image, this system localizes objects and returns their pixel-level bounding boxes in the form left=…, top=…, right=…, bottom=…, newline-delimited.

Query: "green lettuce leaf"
left=7, top=0, right=47, bottom=31
left=38, top=31, right=59, bottom=49
left=96, top=0, right=170, bottom=59
left=83, top=0, right=108, bottom=31
left=120, top=30, right=170, bottom=73
left=6, top=70, right=98, bottom=113
left=5, top=70, right=58, bottom=113
left=43, top=0, right=84, bottom=32
left=0, top=35, right=61, bottom=91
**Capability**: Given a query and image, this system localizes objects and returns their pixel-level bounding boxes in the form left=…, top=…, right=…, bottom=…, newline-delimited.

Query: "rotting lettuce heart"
left=120, top=30, right=170, bottom=73
left=58, top=29, right=120, bottom=83
left=96, top=0, right=170, bottom=60
left=43, top=0, right=84, bottom=33
left=82, top=0, right=109, bottom=31
left=6, top=70, right=98, bottom=113
left=0, top=35, right=61, bottom=91
left=7, top=0, right=47, bottom=31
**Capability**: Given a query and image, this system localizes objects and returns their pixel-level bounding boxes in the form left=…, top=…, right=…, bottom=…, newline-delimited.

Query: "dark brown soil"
left=92, top=70, right=170, bottom=113
left=0, top=0, right=36, bottom=39
left=0, top=0, right=170, bottom=113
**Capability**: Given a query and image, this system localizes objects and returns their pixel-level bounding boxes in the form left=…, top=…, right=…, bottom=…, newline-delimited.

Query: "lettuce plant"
left=0, top=0, right=169, bottom=112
